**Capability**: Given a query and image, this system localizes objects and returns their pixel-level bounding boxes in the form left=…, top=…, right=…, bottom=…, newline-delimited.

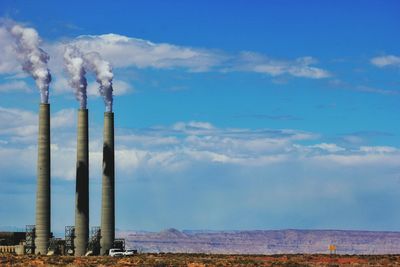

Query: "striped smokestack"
left=74, top=109, right=89, bottom=256
left=35, top=103, right=51, bottom=255
left=100, top=112, right=115, bottom=255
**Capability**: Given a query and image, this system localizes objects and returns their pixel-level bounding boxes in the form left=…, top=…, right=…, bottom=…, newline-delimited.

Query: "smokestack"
left=35, top=103, right=51, bottom=255
left=83, top=48, right=115, bottom=254
left=74, top=109, right=89, bottom=256
left=100, top=112, right=115, bottom=255
left=64, top=45, right=90, bottom=256
left=9, top=23, right=52, bottom=255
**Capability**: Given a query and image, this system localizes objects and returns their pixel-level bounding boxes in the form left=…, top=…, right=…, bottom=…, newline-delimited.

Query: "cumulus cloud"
left=371, top=55, right=400, bottom=68
left=226, top=52, right=331, bottom=79
left=69, top=34, right=223, bottom=72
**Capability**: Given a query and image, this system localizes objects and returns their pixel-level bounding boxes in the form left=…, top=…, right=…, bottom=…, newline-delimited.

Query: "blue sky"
left=0, top=0, right=400, bottom=235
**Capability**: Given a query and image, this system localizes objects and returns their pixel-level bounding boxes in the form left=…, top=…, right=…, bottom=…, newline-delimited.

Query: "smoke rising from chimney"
left=84, top=52, right=114, bottom=112
left=64, top=46, right=88, bottom=109
left=9, top=24, right=51, bottom=103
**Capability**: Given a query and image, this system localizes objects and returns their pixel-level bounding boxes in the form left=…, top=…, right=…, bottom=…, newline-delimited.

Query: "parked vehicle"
left=109, top=248, right=124, bottom=257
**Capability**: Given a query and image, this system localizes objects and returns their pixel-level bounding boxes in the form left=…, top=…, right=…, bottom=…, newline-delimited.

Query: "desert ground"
left=2, top=253, right=400, bottom=266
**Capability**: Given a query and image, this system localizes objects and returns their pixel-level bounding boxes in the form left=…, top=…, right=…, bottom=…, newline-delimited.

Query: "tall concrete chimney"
left=74, top=109, right=89, bottom=256
left=100, top=112, right=115, bottom=255
left=35, top=103, right=51, bottom=255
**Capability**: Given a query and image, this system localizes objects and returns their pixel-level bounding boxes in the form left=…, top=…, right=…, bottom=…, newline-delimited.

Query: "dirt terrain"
left=1, top=253, right=400, bottom=266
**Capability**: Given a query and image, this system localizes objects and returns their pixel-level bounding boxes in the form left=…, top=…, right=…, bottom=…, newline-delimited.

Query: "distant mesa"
left=159, top=228, right=188, bottom=238
left=120, top=229, right=400, bottom=254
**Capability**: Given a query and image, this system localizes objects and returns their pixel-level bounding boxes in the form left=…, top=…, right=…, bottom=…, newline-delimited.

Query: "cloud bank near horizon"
left=1, top=105, right=400, bottom=231
left=0, top=105, right=398, bottom=182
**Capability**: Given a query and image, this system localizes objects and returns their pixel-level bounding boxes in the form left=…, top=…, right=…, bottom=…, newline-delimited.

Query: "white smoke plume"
left=84, top=52, right=113, bottom=112
left=9, top=24, right=51, bottom=103
left=63, top=46, right=88, bottom=109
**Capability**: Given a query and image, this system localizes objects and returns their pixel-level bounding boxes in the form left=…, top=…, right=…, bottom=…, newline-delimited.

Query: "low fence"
left=0, top=245, right=24, bottom=255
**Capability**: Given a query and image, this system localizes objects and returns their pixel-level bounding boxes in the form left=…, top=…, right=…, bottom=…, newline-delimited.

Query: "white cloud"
left=0, top=80, right=31, bottom=92
left=65, top=33, right=222, bottom=72
left=228, top=52, right=331, bottom=79
left=113, top=80, right=134, bottom=95
left=52, top=76, right=71, bottom=94
left=371, top=55, right=400, bottom=68
left=87, top=81, right=97, bottom=96
left=0, top=27, right=21, bottom=74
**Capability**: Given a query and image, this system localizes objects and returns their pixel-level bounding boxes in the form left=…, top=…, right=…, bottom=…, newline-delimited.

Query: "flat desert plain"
left=2, top=253, right=400, bottom=266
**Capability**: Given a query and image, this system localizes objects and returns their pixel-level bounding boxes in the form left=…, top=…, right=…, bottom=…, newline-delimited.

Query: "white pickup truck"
left=109, top=248, right=138, bottom=257
left=109, top=248, right=124, bottom=257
